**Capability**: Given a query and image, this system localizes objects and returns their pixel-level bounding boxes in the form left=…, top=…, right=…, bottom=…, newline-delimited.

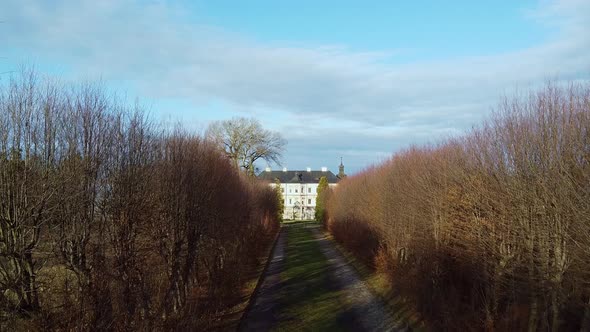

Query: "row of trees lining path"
left=240, top=221, right=402, bottom=332
left=0, top=69, right=281, bottom=330
left=325, top=82, right=590, bottom=331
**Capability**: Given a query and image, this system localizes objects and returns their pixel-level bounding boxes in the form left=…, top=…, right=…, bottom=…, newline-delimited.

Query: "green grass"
left=281, top=219, right=316, bottom=224
left=275, top=222, right=345, bottom=332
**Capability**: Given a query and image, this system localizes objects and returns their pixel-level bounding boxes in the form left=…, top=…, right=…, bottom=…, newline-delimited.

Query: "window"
left=308, top=187, right=311, bottom=193
left=289, top=188, right=292, bottom=193
left=295, top=189, right=298, bottom=193
left=308, top=199, right=311, bottom=204
left=289, top=199, right=292, bottom=204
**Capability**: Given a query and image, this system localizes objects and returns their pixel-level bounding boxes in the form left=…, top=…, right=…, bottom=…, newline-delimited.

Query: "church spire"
left=338, top=157, right=346, bottom=179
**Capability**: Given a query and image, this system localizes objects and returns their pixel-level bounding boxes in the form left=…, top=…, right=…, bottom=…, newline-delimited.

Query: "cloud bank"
left=2, top=0, right=589, bottom=172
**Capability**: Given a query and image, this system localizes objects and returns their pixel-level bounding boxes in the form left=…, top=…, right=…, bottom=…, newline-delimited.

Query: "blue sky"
left=1, top=0, right=589, bottom=174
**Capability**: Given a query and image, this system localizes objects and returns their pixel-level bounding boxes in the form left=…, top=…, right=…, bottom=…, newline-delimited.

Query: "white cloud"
left=2, top=0, right=589, bottom=173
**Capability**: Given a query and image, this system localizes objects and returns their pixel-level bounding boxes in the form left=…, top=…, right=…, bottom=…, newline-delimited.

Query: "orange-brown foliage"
left=327, top=83, right=590, bottom=331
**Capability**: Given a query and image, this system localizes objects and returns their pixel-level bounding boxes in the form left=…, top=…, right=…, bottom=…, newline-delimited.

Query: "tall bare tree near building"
left=205, top=117, right=286, bottom=176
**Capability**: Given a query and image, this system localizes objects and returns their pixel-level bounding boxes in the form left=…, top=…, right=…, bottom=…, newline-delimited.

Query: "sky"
left=1, top=0, right=589, bottom=175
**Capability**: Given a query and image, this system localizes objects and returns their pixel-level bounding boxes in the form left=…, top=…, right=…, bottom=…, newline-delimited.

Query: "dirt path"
left=239, top=228, right=286, bottom=331
left=240, top=222, right=400, bottom=332
left=310, top=226, right=401, bottom=331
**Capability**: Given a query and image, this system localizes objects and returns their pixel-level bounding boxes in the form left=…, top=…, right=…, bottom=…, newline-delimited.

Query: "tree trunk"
left=550, top=288, right=560, bottom=332
left=22, top=252, right=40, bottom=313
left=581, top=298, right=590, bottom=332
left=528, top=293, right=539, bottom=332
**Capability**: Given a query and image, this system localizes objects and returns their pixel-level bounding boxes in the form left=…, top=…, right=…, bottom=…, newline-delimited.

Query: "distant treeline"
left=0, top=69, right=280, bottom=330
left=325, top=83, right=590, bottom=331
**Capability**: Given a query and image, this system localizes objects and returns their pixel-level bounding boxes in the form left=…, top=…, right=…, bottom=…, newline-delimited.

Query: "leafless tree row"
left=327, top=83, right=590, bottom=331
left=0, top=69, right=280, bottom=330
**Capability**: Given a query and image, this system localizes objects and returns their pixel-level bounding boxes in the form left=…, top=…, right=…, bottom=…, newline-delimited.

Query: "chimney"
left=321, top=166, right=327, bottom=172
left=282, top=167, right=287, bottom=172
left=265, top=167, right=271, bottom=172
left=306, top=167, right=311, bottom=172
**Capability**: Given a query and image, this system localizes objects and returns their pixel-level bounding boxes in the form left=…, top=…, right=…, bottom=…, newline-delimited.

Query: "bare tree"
left=0, top=69, right=57, bottom=317
left=205, top=117, right=286, bottom=176
left=326, top=82, right=590, bottom=331
left=0, top=69, right=282, bottom=330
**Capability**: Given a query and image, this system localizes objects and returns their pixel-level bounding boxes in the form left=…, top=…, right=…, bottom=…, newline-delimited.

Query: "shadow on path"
left=240, top=222, right=402, bottom=332
left=239, top=227, right=286, bottom=331
left=311, top=227, right=402, bottom=331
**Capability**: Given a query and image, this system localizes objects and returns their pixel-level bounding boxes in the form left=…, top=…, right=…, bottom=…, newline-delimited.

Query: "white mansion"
left=258, top=161, right=346, bottom=220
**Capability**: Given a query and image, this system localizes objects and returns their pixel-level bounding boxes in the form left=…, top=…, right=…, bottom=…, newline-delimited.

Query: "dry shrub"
left=327, top=82, right=590, bottom=331
left=0, top=70, right=280, bottom=330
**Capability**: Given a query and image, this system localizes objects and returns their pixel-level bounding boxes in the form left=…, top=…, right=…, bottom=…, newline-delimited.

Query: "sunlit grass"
left=275, top=223, right=343, bottom=331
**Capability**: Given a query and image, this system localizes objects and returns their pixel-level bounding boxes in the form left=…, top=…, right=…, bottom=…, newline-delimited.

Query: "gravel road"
left=310, top=226, right=401, bottom=331
left=240, top=223, right=401, bottom=331
left=239, top=228, right=286, bottom=331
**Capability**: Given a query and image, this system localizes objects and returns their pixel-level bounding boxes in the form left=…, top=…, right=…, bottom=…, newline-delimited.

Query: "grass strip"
left=275, top=222, right=343, bottom=331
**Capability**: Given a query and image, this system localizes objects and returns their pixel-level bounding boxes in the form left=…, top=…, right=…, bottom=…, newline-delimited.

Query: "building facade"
left=258, top=162, right=346, bottom=220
